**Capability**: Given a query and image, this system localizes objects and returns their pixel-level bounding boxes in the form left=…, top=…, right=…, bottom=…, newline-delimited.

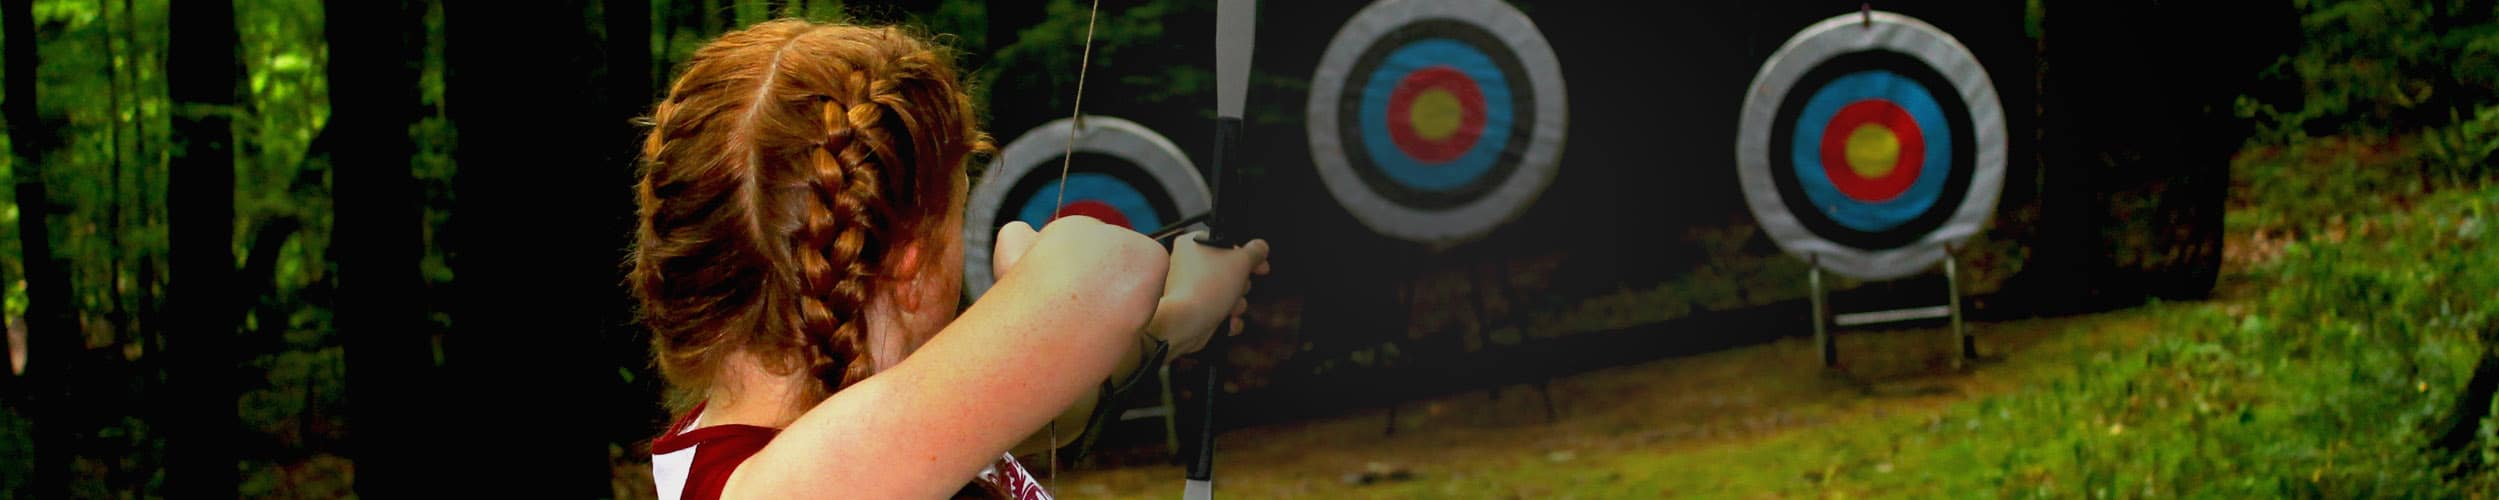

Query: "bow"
left=1184, top=4, right=1256, bottom=498
left=1048, top=1, right=1257, bottom=498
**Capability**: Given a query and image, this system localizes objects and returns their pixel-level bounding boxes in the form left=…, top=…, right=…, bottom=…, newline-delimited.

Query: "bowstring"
left=1053, top=0, right=1103, bottom=221
left=1049, top=0, right=1104, bottom=491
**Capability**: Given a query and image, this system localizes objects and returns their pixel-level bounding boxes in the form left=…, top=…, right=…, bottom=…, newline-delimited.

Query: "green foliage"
left=985, top=0, right=1191, bottom=114
left=415, top=0, right=454, bottom=338
left=2229, top=132, right=2444, bottom=238
left=2057, top=186, right=2493, bottom=495
left=0, top=0, right=369, bottom=494
left=237, top=0, right=330, bottom=322
left=1880, top=186, right=2496, bottom=496
left=2024, top=0, right=2044, bottom=40
left=2422, top=103, right=2499, bottom=183
left=1553, top=185, right=2499, bottom=497
left=981, top=0, right=1304, bottom=129
left=2243, top=0, right=2499, bottom=181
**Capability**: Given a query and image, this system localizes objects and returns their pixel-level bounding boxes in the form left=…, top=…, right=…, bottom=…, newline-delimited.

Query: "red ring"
left=1817, top=99, right=1924, bottom=202
left=1053, top=200, right=1133, bottom=229
left=1386, top=66, right=1486, bottom=165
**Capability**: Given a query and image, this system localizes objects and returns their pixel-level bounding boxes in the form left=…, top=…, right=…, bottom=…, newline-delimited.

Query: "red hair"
left=630, top=19, right=994, bottom=411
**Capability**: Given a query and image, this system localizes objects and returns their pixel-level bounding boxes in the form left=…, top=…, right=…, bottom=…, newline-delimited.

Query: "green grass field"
left=1043, top=139, right=2499, bottom=499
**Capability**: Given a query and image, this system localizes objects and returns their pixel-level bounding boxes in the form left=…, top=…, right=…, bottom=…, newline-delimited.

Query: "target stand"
left=1301, top=0, right=1573, bottom=434
left=1805, top=247, right=1974, bottom=371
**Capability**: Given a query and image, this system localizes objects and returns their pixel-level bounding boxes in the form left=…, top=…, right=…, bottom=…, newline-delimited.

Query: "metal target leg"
left=1811, top=255, right=1833, bottom=368
left=1733, top=10, right=2011, bottom=373
left=1945, top=250, right=1971, bottom=369
left=1159, top=365, right=1180, bottom=457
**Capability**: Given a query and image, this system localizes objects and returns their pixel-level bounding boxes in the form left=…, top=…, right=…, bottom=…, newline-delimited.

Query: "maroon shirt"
left=650, top=401, right=1052, bottom=499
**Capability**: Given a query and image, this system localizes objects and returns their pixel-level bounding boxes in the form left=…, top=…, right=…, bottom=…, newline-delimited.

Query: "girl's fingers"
left=1228, top=298, right=1249, bottom=335
left=992, top=221, right=1039, bottom=276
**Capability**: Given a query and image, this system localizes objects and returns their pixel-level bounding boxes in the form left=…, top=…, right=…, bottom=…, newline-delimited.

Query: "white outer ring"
left=963, top=116, right=1211, bottom=300
left=1306, top=0, right=1567, bottom=247
left=1734, top=11, right=2007, bottom=281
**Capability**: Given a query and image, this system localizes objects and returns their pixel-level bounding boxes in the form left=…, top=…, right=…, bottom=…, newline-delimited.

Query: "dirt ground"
left=610, top=243, right=2268, bottom=499
left=1031, top=305, right=2174, bottom=499
left=609, top=288, right=2245, bottom=499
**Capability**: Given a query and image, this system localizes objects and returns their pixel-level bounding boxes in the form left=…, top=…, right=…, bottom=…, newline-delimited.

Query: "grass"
left=580, top=131, right=2498, bottom=498
left=1048, top=142, right=2499, bottom=498
left=1053, top=309, right=2184, bottom=498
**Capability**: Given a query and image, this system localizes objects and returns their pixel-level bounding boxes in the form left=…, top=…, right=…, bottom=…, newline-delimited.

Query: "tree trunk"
left=102, top=0, right=129, bottom=354
left=444, top=0, right=622, bottom=493
left=326, top=1, right=431, bottom=494
left=603, top=0, right=665, bottom=448
left=4, top=0, right=84, bottom=497
left=122, top=0, right=161, bottom=384
left=2436, top=351, right=2499, bottom=464
left=166, top=0, right=240, bottom=495
left=0, top=0, right=17, bottom=405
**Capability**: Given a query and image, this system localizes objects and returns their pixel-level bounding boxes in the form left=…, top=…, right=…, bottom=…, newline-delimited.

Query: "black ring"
left=1765, top=49, right=1976, bottom=250
left=1335, top=19, right=1535, bottom=211
left=993, top=152, right=1185, bottom=234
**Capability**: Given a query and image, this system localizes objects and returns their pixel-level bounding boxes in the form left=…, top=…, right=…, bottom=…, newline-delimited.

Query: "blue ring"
left=1016, top=173, right=1163, bottom=230
left=1356, top=39, right=1514, bottom=193
left=1788, top=70, right=1952, bottom=232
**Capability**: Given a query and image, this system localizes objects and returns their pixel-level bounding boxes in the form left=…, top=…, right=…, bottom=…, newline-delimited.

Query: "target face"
left=964, top=116, right=1210, bottom=300
left=1736, top=11, right=2006, bottom=280
left=1308, top=0, right=1566, bottom=246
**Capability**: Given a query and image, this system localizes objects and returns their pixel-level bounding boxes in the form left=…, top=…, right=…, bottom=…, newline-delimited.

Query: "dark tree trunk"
left=327, top=1, right=432, bottom=495
left=707, top=0, right=729, bottom=34
left=0, top=0, right=18, bottom=405
left=444, top=0, right=624, bottom=493
left=123, top=0, right=162, bottom=384
left=102, top=0, right=129, bottom=357
left=2435, top=344, right=2499, bottom=470
left=166, top=0, right=241, bottom=496
left=4, top=0, right=83, bottom=497
left=602, top=0, right=666, bottom=450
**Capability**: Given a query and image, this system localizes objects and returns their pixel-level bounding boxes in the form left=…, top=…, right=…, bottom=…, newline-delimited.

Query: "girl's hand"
left=991, top=220, right=1039, bottom=278
left=1150, top=232, right=1271, bottom=355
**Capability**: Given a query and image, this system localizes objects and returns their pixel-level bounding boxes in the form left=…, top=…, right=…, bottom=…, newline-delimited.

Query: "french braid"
left=632, top=18, right=992, bottom=410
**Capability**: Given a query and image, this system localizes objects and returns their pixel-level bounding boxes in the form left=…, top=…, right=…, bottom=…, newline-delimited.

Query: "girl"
left=631, top=19, right=1270, bottom=499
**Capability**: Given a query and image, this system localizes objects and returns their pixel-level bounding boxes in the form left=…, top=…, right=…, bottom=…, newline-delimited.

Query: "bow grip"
left=1197, top=116, right=1249, bottom=249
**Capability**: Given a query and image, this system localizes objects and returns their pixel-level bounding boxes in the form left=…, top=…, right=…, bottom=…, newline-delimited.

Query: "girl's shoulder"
left=651, top=402, right=780, bottom=500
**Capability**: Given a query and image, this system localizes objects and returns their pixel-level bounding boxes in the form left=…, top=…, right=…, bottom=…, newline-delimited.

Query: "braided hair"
left=631, top=18, right=993, bottom=417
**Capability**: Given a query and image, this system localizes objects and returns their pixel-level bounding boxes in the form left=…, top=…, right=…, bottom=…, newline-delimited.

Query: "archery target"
left=964, top=116, right=1211, bottom=300
left=1736, top=11, right=2006, bottom=281
left=1308, top=0, right=1566, bottom=246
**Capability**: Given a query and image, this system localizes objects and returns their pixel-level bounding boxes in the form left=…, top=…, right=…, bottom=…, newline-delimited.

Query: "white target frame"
left=1307, top=0, right=1567, bottom=247
left=963, top=116, right=1212, bottom=300
left=1735, top=11, right=2007, bottom=281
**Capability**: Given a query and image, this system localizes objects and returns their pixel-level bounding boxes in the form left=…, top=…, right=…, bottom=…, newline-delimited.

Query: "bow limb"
left=1047, top=1, right=1253, bottom=497
left=1185, top=1, right=1257, bottom=499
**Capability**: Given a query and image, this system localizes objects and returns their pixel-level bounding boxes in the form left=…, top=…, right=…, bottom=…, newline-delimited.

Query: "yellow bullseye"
left=1408, top=88, right=1463, bottom=141
left=1843, top=124, right=1901, bottom=179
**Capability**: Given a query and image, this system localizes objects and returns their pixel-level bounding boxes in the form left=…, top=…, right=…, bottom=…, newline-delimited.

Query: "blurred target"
left=1736, top=10, right=2007, bottom=280
left=1308, top=0, right=1566, bottom=246
left=964, top=116, right=1211, bottom=300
